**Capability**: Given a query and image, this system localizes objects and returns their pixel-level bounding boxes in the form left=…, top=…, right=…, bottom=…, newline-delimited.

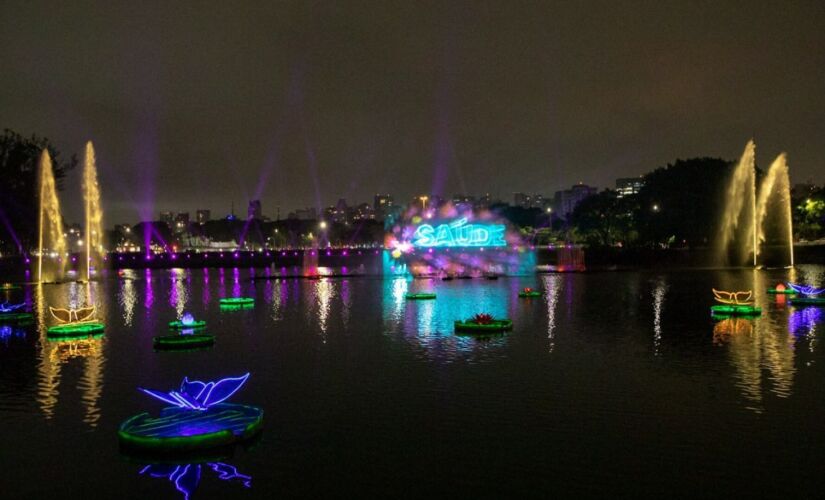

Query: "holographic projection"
left=384, top=203, right=535, bottom=277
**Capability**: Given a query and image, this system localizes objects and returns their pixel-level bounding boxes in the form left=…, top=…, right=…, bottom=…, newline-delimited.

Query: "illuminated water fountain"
left=82, top=142, right=104, bottom=281
left=37, top=150, right=68, bottom=283
left=717, top=140, right=794, bottom=267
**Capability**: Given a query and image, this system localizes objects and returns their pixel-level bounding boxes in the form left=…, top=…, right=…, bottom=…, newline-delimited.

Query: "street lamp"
left=319, top=221, right=327, bottom=230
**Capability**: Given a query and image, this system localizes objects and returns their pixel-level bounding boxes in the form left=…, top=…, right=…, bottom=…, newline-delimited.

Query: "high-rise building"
left=247, top=199, right=262, bottom=220
left=553, top=183, right=597, bottom=219
left=174, top=212, right=190, bottom=233
left=196, top=209, right=211, bottom=224
left=514, top=193, right=545, bottom=208
left=616, top=177, right=644, bottom=198
left=159, top=211, right=174, bottom=226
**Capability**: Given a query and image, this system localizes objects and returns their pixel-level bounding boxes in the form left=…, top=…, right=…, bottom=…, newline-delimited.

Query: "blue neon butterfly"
left=788, top=283, right=824, bottom=297
left=138, top=373, right=250, bottom=410
left=0, top=302, right=26, bottom=313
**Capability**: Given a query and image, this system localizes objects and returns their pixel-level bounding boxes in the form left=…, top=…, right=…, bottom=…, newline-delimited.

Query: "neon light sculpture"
left=787, top=283, right=825, bottom=296
left=519, top=287, right=542, bottom=298
left=788, top=283, right=825, bottom=306
left=0, top=302, right=26, bottom=313
left=139, top=374, right=249, bottom=411
left=119, top=373, right=263, bottom=452
left=710, top=289, right=761, bottom=317
left=139, top=462, right=251, bottom=500
left=454, top=313, right=513, bottom=334
left=168, top=312, right=207, bottom=330
left=412, top=218, right=506, bottom=248
left=49, top=305, right=97, bottom=323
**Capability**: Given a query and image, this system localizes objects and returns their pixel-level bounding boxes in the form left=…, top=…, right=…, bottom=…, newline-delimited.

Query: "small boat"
left=441, top=276, right=454, bottom=281
left=405, top=292, right=437, bottom=300
left=484, top=274, right=500, bottom=280
left=153, top=333, right=215, bottom=350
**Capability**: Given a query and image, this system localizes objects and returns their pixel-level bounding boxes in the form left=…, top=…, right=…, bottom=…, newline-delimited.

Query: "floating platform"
left=454, top=319, right=513, bottom=334
left=767, top=288, right=796, bottom=295
left=118, top=403, right=263, bottom=453
left=709, top=305, right=762, bottom=317
left=518, top=291, right=542, bottom=298
left=0, top=312, right=33, bottom=323
left=168, top=320, right=207, bottom=330
left=405, top=292, right=436, bottom=300
left=219, top=297, right=254, bottom=308
left=153, top=334, right=215, bottom=350
left=46, top=322, right=105, bottom=337
left=790, top=297, right=825, bottom=307
left=0, top=284, right=21, bottom=291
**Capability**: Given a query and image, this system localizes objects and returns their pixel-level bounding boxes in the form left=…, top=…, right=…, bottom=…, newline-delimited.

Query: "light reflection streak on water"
left=169, top=269, right=188, bottom=318
left=202, top=268, right=211, bottom=306
left=652, top=278, right=668, bottom=356
left=341, top=279, right=351, bottom=329
left=314, top=278, right=334, bottom=337
left=119, top=274, right=136, bottom=327
left=542, top=274, right=561, bottom=352
left=232, top=268, right=241, bottom=298
left=144, top=269, right=154, bottom=310
left=789, top=307, right=822, bottom=353
left=33, top=283, right=106, bottom=427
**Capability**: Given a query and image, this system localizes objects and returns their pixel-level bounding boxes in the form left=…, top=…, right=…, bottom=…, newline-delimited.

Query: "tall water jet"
left=754, top=153, right=794, bottom=267
left=82, top=142, right=104, bottom=281
left=37, top=150, right=68, bottom=283
left=717, top=140, right=756, bottom=266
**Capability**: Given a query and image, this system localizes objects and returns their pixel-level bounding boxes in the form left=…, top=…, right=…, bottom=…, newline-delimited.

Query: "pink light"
left=342, top=250, right=348, bottom=256
left=234, top=253, right=239, bottom=258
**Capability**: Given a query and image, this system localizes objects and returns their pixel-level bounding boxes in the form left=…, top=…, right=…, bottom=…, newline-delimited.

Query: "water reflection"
left=542, top=274, right=561, bottom=352
left=169, top=269, right=189, bottom=318
left=138, top=461, right=251, bottom=499
left=789, top=306, right=822, bottom=352
left=714, top=315, right=795, bottom=412
left=652, top=278, right=668, bottom=356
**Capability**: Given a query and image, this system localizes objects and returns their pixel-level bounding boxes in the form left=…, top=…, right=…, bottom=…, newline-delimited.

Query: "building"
left=352, top=202, right=375, bottom=221
left=514, top=193, right=546, bottom=209
left=616, top=177, right=644, bottom=198
left=247, top=199, right=262, bottom=220
left=553, top=183, right=597, bottom=219
left=374, top=194, right=393, bottom=219
left=196, top=209, right=211, bottom=224
left=288, top=207, right=317, bottom=221
left=174, top=212, right=190, bottom=233
left=159, top=211, right=174, bottom=226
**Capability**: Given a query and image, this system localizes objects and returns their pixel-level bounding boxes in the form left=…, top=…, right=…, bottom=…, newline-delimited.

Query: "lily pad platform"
left=0, top=312, right=34, bottom=323
left=47, top=322, right=106, bottom=337
left=518, top=291, right=542, bottom=298
left=454, top=319, right=513, bottom=334
left=790, top=297, right=825, bottom=306
left=0, top=284, right=21, bottom=291
left=219, top=297, right=254, bottom=306
left=154, top=334, right=215, bottom=350
left=767, top=288, right=796, bottom=295
left=405, top=293, right=436, bottom=300
left=118, top=403, right=263, bottom=453
left=709, top=305, right=762, bottom=317
left=168, top=320, right=207, bottom=330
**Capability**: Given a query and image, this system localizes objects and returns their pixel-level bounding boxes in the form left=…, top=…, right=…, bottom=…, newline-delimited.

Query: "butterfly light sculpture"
left=139, top=373, right=250, bottom=411
left=49, top=305, right=97, bottom=323
left=787, top=283, right=824, bottom=297
left=712, top=289, right=753, bottom=305
left=0, top=302, right=26, bottom=313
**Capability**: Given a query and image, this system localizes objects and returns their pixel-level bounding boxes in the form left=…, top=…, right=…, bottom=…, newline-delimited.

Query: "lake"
left=1, top=265, right=824, bottom=498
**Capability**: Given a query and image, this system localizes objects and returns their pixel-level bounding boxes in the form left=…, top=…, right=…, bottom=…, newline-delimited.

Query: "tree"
left=634, top=157, right=734, bottom=247
left=570, top=190, right=637, bottom=247
left=0, top=129, right=77, bottom=253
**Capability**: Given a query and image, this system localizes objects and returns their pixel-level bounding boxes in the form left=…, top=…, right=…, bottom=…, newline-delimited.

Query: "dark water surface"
left=2, top=266, right=825, bottom=498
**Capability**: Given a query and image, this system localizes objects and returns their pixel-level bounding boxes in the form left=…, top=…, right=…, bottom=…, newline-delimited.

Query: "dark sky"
left=2, top=1, right=824, bottom=223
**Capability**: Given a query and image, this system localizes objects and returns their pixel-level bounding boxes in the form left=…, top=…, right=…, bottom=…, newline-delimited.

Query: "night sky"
left=2, top=1, right=824, bottom=223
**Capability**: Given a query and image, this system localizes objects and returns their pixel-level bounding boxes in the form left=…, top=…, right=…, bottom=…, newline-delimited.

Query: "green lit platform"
left=790, top=297, right=825, bottom=307
left=518, top=291, right=542, bottom=298
left=219, top=297, right=254, bottom=306
left=405, top=293, right=436, bottom=300
left=709, top=305, right=761, bottom=317
left=0, top=284, right=21, bottom=291
left=767, top=288, right=796, bottom=295
left=46, top=322, right=105, bottom=337
left=153, top=334, right=215, bottom=350
left=118, top=403, right=263, bottom=453
left=0, top=312, right=34, bottom=323
left=168, top=320, right=207, bottom=330
left=454, top=319, right=513, bottom=334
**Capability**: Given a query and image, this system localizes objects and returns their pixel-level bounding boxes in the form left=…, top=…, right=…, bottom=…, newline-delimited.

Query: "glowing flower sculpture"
left=181, top=312, right=195, bottom=326
left=788, top=283, right=825, bottom=297
left=139, top=373, right=250, bottom=411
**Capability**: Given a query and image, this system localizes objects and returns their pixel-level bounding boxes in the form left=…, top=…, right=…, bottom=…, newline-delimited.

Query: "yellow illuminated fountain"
left=82, top=142, right=104, bottom=282
left=37, top=150, right=68, bottom=283
left=717, top=140, right=794, bottom=267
